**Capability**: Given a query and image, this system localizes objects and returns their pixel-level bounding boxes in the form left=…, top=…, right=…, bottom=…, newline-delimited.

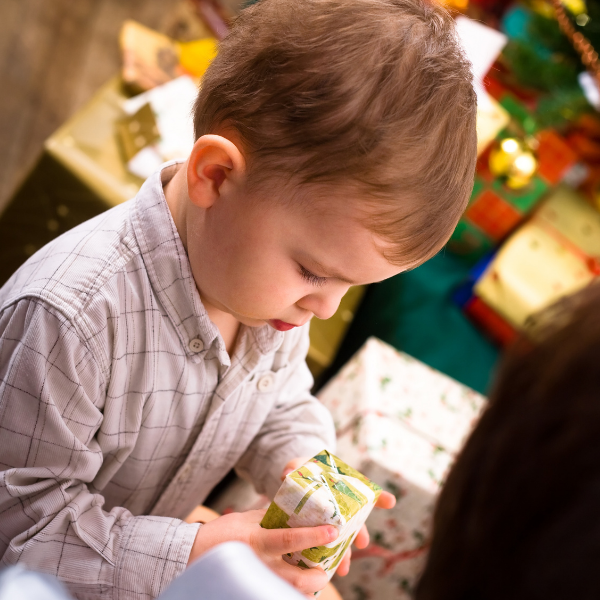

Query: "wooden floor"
left=0, top=0, right=203, bottom=213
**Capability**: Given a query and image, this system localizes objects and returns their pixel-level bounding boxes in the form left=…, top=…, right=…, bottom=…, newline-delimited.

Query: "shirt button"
left=189, top=338, right=204, bottom=353
left=257, top=374, right=275, bottom=392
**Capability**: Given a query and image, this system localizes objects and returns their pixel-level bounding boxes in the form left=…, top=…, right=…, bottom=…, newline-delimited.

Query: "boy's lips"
left=268, top=319, right=298, bottom=332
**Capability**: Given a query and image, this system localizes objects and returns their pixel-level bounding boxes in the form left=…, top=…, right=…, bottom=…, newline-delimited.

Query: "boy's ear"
left=186, top=134, right=246, bottom=208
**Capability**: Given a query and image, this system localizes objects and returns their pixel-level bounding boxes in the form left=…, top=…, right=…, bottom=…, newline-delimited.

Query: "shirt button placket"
left=189, top=338, right=204, bottom=353
left=257, top=374, right=275, bottom=392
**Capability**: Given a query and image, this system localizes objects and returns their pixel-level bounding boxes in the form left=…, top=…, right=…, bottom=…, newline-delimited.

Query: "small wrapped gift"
left=261, top=450, right=381, bottom=580
left=317, top=339, right=486, bottom=599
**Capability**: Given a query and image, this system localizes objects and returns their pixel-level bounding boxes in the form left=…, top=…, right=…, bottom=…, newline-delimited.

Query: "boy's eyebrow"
left=305, top=257, right=357, bottom=285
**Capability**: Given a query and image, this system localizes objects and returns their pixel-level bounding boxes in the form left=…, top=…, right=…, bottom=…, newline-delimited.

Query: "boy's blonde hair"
left=193, top=0, right=477, bottom=268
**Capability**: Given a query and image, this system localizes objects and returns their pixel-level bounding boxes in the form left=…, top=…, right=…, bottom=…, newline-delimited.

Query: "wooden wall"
left=0, top=0, right=200, bottom=213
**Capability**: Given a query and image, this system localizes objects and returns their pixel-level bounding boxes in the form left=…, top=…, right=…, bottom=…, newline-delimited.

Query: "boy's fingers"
left=257, top=525, right=338, bottom=555
left=281, top=456, right=310, bottom=480
left=354, top=525, right=369, bottom=549
left=375, top=491, right=396, bottom=509
left=245, top=508, right=268, bottom=520
left=336, top=548, right=351, bottom=576
left=275, top=561, right=329, bottom=594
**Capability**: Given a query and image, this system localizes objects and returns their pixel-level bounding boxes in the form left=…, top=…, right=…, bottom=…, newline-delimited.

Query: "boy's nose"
left=297, top=289, right=346, bottom=321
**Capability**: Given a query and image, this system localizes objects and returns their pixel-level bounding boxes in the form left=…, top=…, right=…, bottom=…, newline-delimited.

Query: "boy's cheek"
left=221, top=275, right=304, bottom=321
left=189, top=239, right=305, bottom=320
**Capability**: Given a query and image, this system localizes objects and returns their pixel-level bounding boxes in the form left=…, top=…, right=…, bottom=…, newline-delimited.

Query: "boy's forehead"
left=288, top=208, right=406, bottom=285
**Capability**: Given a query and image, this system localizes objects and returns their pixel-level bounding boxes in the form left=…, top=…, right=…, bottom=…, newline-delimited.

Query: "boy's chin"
left=233, top=313, right=308, bottom=331
left=234, top=314, right=272, bottom=328
left=240, top=317, right=296, bottom=332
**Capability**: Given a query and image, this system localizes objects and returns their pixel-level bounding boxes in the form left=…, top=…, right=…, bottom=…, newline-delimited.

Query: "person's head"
left=416, top=284, right=600, bottom=600
left=173, top=0, right=476, bottom=329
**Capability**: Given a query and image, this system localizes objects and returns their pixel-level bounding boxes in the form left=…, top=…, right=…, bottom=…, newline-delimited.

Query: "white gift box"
left=318, top=338, right=486, bottom=599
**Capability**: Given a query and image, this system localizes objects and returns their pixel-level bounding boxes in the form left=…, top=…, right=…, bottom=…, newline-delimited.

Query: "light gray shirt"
left=0, top=162, right=335, bottom=600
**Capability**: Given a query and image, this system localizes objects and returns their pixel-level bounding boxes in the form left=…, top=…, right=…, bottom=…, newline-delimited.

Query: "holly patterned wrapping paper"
left=261, top=450, right=381, bottom=585
left=322, top=338, right=484, bottom=455
left=317, top=338, right=486, bottom=599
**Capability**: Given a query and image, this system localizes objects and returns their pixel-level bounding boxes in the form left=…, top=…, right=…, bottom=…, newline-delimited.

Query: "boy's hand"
left=187, top=509, right=336, bottom=596
left=281, top=457, right=397, bottom=578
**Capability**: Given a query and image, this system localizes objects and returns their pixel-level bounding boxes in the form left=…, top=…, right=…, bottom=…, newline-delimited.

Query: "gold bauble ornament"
left=563, top=0, right=587, bottom=16
left=489, top=137, right=539, bottom=190
left=435, top=0, right=469, bottom=9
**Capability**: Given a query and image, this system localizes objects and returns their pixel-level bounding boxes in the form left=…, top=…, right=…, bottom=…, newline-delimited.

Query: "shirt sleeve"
left=235, top=325, right=336, bottom=499
left=0, top=298, right=199, bottom=600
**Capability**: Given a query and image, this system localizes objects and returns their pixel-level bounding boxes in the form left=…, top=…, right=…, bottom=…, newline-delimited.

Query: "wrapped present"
left=120, top=20, right=182, bottom=93
left=121, top=76, right=199, bottom=179
left=452, top=254, right=520, bottom=347
left=463, top=296, right=518, bottom=346
left=474, top=186, right=600, bottom=329
left=448, top=82, right=580, bottom=264
left=454, top=17, right=510, bottom=159
left=535, top=184, right=600, bottom=259
left=261, top=450, right=381, bottom=585
left=119, top=20, right=217, bottom=93
left=115, top=103, right=160, bottom=162
left=317, top=338, right=486, bottom=599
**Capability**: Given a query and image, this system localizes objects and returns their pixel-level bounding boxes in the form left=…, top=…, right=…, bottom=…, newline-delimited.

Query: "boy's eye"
left=299, top=265, right=327, bottom=287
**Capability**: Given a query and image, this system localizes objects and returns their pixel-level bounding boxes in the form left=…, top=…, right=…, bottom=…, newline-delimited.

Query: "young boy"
left=0, top=0, right=476, bottom=598
left=415, top=285, right=600, bottom=600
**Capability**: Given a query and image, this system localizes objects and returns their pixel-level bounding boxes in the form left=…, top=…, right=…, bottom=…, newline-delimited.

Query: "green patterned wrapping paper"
left=261, top=450, right=381, bottom=581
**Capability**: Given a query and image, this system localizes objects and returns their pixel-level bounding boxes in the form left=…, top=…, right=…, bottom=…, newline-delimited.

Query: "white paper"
left=123, top=76, right=198, bottom=171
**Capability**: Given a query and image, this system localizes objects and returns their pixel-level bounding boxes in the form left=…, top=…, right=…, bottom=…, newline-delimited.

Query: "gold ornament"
left=489, top=137, right=539, bottom=189
left=434, top=0, right=469, bottom=9
left=563, top=0, right=587, bottom=16
left=527, top=0, right=556, bottom=19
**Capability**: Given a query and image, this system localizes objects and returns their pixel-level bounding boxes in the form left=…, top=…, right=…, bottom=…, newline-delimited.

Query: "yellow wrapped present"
left=475, top=186, right=600, bottom=328
left=261, top=450, right=381, bottom=580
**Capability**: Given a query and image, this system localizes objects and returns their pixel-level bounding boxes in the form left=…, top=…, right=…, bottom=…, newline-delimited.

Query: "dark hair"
left=416, top=284, right=600, bottom=600
left=193, top=0, right=477, bottom=268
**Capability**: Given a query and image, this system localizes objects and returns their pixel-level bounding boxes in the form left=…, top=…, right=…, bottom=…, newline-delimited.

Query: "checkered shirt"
left=0, top=162, right=335, bottom=599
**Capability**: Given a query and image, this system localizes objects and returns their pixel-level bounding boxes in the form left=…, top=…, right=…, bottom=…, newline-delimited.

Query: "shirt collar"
left=130, top=161, right=284, bottom=365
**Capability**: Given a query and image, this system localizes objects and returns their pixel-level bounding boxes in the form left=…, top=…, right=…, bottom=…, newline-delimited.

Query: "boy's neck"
left=163, top=163, right=190, bottom=249
left=163, top=162, right=241, bottom=355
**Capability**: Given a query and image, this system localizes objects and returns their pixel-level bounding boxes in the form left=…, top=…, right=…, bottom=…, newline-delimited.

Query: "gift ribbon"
left=293, top=469, right=342, bottom=521
left=533, top=214, right=600, bottom=275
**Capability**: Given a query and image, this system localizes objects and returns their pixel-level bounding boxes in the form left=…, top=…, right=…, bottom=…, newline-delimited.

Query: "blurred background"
left=1, top=0, right=600, bottom=397
left=1, top=0, right=202, bottom=211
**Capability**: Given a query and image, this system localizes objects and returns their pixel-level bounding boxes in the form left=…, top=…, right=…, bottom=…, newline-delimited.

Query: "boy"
left=415, top=285, right=600, bottom=600
left=0, top=0, right=476, bottom=598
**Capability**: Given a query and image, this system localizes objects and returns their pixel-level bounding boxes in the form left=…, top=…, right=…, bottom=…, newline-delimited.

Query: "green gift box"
left=261, top=450, right=381, bottom=581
